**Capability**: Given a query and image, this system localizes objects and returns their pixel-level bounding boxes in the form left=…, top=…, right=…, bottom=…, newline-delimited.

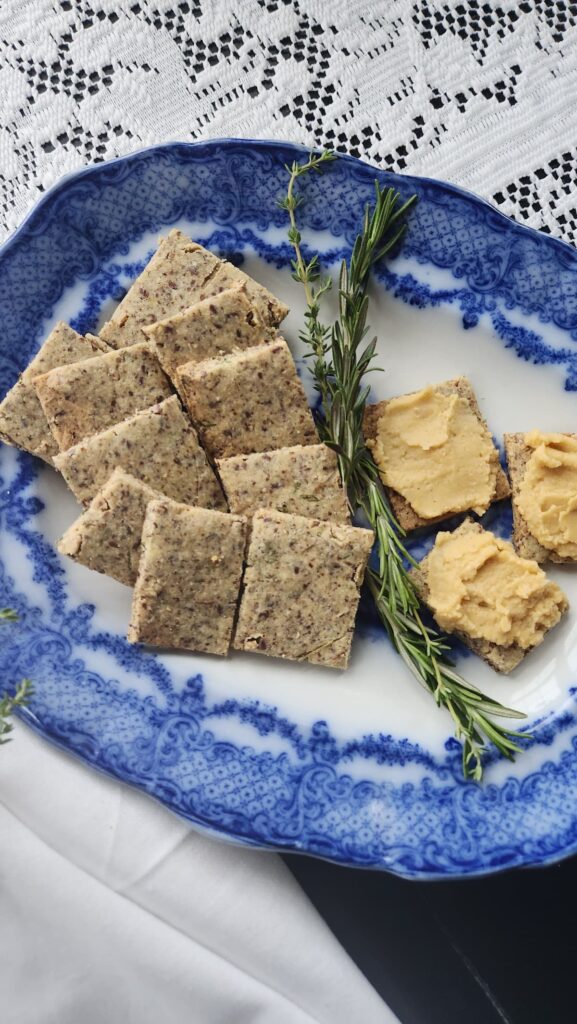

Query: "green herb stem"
left=0, top=609, right=33, bottom=747
left=0, top=677, right=33, bottom=745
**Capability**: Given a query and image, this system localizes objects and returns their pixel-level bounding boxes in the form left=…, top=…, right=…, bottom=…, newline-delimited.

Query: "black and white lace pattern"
left=1, top=0, right=576, bottom=243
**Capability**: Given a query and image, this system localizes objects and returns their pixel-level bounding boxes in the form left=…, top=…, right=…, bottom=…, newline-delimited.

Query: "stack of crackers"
left=0, top=231, right=372, bottom=670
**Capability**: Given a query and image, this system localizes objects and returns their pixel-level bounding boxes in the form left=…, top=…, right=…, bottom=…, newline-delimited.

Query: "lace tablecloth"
left=1, top=0, right=576, bottom=245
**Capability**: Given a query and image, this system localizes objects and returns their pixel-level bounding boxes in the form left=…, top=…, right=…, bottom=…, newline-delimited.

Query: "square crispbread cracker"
left=53, top=395, right=226, bottom=510
left=99, top=230, right=222, bottom=349
left=0, top=323, right=109, bottom=463
left=504, top=432, right=577, bottom=564
left=217, top=443, right=350, bottom=523
left=128, top=499, right=247, bottom=656
left=363, top=377, right=510, bottom=532
left=233, top=508, right=374, bottom=669
left=57, top=468, right=166, bottom=587
left=142, top=285, right=270, bottom=380
left=99, top=231, right=288, bottom=349
left=176, top=338, right=318, bottom=460
left=194, top=260, right=289, bottom=328
left=410, top=519, right=567, bottom=673
left=34, top=342, right=172, bottom=451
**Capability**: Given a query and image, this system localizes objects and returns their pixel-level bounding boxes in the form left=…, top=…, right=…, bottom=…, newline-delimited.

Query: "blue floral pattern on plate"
left=2, top=139, right=577, bottom=878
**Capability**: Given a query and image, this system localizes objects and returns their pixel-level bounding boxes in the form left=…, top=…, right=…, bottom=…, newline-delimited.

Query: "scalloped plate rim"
left=4, top=137, right=576, bottom=270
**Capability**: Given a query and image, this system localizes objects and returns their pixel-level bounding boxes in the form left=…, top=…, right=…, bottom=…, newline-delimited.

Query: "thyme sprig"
left=0, top=609, right=33, bottom=746
left=282, top=152, right=527, bottom=781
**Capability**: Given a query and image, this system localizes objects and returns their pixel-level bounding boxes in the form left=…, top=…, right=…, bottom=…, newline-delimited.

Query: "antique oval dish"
left=2, top=139, right=577, bottom=879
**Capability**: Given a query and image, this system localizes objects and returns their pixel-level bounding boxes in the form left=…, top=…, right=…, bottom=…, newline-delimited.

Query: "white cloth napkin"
left=1, top=723, right=395, bottom=1024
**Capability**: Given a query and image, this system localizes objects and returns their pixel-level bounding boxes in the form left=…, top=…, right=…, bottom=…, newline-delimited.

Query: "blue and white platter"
left=2, top=138, right=577, bottom=879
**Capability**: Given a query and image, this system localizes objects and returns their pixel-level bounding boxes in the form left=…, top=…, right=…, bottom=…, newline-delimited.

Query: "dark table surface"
left=284, top=851, right=576, bottom=1024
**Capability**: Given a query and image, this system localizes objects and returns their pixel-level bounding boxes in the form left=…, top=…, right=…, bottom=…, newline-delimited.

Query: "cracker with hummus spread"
left=217, top=444, right=350, bottom=523
left=53, top=395, right=226, bottom=510
left=505, top=432, right=577, bottom=564
left=363, top=378, right=510, bottom=532
left=58, top=468, right=165, bottom=586
left=142, top=286, right=269, bottom=380
left=177, top=338, right=318, bottom=459
left=128, top=499, right=247, bottom=655
left=233, top=508, right=374, bottom=669
left=411, top=519, right=568, bottom=673
left=34, top=342, right=172, bottom=451
left=0, top=323, right=109, bottom=464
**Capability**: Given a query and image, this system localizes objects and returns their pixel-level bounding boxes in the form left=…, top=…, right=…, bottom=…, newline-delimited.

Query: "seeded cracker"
left=195, top=261, right=289, bottom=327
left=99, top=230, right=222, bottom=349
left=143, top=286, right=269, bottom=379
left=34, top=342, right=172, bottom=450
left=504, top=432, right=577, bottom=564
left=0, top=323, right=109, bottom=463
left=100, top=230, right=288, bottom=349
left=53, top=395, right=225, bottom=509
left=177, top=338, right=318, bottom=459
left=363, top=377, right=510, bottom=531
left=57, top=468, right=166, bottom=586
left=128, top=499, right=247, bottom=655
left=234, top=508, right=374, bottom=669
left=217, top=444, right=350, bottom=523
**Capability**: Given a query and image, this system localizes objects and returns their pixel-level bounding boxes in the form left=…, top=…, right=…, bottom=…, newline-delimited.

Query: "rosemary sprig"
left=282, top=153, right=527, bottom=781
left=0, top=608, right=33, bottom=746
left=0, top=678, right=33, bottom=745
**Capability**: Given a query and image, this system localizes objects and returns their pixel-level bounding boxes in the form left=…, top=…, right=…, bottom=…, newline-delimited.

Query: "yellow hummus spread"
left=426, top=528, right=567, bottom=649
left=517, top=431, right=577, bottom=558
left=369, top=386, right=498, bottom=519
